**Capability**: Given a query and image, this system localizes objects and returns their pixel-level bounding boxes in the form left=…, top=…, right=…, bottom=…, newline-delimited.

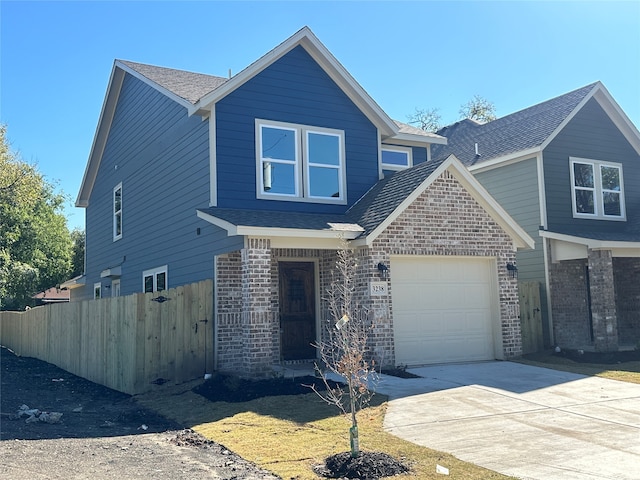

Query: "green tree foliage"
left=0, top=124, right=73, bottom=310
left=70, top=228, right=85, bottom=278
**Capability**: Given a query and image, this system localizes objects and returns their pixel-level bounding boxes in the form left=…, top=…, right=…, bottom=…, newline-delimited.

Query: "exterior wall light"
left=506, top=262, right=518, bottom=278
left=377, top=262, right=389, bottom=279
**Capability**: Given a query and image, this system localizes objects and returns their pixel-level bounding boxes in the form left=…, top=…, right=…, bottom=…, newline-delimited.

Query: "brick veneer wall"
left=364, top=170, right=522, bottom=363
left=215, top=169, right=523, bottom=376
left=614, top=257, right=640, bottom=346
left=548, top=257, right=591, bottom=348
left=588, top=249, right=618, bottom=351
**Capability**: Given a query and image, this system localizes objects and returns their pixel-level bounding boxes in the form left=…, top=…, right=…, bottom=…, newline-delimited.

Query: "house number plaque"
left=370, top=281, right=388, bottom=297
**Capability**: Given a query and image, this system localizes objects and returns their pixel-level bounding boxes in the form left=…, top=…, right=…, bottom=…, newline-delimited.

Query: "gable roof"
left=118, top=60, right=228, bottom=106
left=76, top=27, right=445, bottom=207
left=432, top=82, right=640, bottom=169
left=197, top=155, right=534, bottom=250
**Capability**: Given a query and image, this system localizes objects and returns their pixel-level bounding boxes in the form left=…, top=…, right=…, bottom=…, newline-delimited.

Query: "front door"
left=279, top=262, right=316, bottom=360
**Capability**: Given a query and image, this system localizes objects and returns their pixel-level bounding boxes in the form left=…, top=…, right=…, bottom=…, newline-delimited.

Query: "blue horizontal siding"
left=544, top=98, right=640, bottom=234
left=215, top=45, right=379, bottom=213
left=79, top=73, right=242, bottom=301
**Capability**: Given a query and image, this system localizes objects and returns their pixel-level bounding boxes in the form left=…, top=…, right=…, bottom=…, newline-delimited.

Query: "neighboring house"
left=33, top=287, right=70, bottom=305
left=67, top=27, right=533, bottom=377
left=432, top=83, right=640, bottom=353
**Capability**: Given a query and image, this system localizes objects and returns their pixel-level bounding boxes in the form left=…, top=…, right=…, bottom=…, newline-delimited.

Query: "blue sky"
left=2, top=1, right=639, bottom=231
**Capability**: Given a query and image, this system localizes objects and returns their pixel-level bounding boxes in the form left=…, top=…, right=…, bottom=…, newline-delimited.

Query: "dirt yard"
left=0, top=346, right=279, bottom=479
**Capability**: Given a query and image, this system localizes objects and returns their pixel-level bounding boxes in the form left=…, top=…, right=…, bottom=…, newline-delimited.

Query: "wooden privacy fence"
left=519, top=281, right=544, bottom=354
left=0, top=279, right=213, bottom=395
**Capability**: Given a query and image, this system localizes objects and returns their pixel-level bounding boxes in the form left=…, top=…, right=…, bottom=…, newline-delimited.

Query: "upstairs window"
left=257, top=120, right=345, bottom=203
left=381, top=146, right=412, bottom=171
left=143, top=265, right=167, bottom=293
left=113, top=183, right=122, bottom=241
left=570, top=157, right=625, bottom=220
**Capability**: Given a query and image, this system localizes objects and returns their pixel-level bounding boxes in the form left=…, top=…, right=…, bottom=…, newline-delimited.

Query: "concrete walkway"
left=375, top=362, right=640, bottom=480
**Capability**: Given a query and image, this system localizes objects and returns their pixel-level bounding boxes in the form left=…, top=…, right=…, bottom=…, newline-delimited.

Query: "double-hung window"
left=143, top=265, right=167, bottom=293
left=570, top=157, right=625, bottom=220
left=257, top=120, right=345, bottom=203
left=113, top=183, right=122, bottom=241
left=381, top=146, right=412, bottom=171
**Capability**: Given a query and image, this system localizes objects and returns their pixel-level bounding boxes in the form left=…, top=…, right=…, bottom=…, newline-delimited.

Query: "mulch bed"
left=193, top=373, right=344, bottom=403
left=314, top=451, right=410, bottom=479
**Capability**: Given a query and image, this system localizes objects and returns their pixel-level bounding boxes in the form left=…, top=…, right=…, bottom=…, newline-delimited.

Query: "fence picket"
left=0, top=280, right=213, bottom=394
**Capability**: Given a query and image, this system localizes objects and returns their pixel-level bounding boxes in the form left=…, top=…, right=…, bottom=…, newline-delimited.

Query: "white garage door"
left=391, top=256, right=497, bottom=366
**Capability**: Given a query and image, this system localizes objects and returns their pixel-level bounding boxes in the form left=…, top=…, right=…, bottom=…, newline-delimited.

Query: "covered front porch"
left=545, top=232, right=640, bottom=351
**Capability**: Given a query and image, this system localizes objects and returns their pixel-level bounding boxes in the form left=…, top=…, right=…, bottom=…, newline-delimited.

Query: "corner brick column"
left=241, top=238, right=277, bottom=377
left=588, top=249, right=618, bottom=352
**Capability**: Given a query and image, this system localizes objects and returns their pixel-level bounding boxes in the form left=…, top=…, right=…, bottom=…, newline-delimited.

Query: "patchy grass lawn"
left=516, top=350, right=640, bottom=384
left=138, top=381, right=513, bottom=479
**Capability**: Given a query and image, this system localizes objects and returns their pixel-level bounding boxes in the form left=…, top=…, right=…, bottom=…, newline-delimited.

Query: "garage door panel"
left=391, top=256, right=497, bottom=366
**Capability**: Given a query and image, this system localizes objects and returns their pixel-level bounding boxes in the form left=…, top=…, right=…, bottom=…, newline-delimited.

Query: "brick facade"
left=548, top=248, right=639, bottom=351
left=215, top=170, right=522, bottom=377
left=613, top=257, right=640, bottom=347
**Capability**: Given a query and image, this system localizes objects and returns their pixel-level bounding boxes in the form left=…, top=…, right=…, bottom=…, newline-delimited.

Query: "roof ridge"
left=118, top=59, right=227, bottom=81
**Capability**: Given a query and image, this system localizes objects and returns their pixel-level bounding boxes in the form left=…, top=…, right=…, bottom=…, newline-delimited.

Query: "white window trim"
left=93, top=282, right=101, bottom=299
left=256, top=119, right=346, bottom=204
left=569, top=157, right=625, bottom=221
left=381, top=145, right=413, bottom=172
left=142, top=265, right=168, bottom=293
left=111, top=279, right=121, bottom=297
left=113, top=182, right=122, bottom=241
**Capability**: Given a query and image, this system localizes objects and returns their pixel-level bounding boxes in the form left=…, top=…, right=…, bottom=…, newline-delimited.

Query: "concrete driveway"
left=376, top=362, right=640, bottom=480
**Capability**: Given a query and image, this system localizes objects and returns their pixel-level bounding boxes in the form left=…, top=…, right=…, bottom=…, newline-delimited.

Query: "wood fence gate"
left=519, top=281, right=544, bottom=354
left=0, top=280, right=213, bottom=394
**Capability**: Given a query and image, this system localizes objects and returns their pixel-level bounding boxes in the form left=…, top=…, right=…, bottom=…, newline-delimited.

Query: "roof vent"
left=474, top=143, right=480, bottom=156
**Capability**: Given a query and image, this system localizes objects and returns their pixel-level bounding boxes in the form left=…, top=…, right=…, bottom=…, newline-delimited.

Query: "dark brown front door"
left=279, top=262, right=316, bottom=360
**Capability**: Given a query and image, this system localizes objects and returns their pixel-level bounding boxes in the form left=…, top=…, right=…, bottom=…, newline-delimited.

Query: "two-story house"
left=67, top=27, right=533, bottom=377
left=432, top=83, right=640, bottom=353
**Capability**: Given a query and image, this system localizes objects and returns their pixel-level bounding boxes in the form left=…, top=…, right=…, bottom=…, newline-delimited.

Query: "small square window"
left=142, top=265, right=168, bottom=293
left=381, top=146, right=412, bottom=171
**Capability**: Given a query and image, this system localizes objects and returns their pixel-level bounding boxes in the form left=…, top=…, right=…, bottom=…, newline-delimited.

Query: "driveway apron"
left=377, top=362, right=640, bottom=480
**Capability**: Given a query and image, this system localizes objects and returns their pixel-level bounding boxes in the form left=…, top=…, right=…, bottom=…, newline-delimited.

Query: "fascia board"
left=236, top=226, right=362, bottom=239
left=361, top=155, right=535, bottom=250
left=593, top=86, right=640, bottom=156
left=189, top=27, right=398, bottom=137
left=115, top=60, right=194, bottom=110
left=197, top=210, right=362, bottom=240
left=539, top=84, right=599, bottom=152
left=386, top=132, right=448, bottom=146
left=75, top=65, right=125, bottom=207
left=468, top=147, right=542, bottom=173
left=197, top=210, right=240, bottom=235
left=540, top=230, right=640, bottom=250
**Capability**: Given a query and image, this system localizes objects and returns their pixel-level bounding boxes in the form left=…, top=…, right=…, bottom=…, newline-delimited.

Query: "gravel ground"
left=0, top=346, right=279, bottom=479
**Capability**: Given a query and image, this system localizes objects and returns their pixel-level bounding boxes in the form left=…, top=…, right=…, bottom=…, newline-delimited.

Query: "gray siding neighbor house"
left=432, top=83, right=640, bottom=353
left=65, top=27, right=533, bottom=377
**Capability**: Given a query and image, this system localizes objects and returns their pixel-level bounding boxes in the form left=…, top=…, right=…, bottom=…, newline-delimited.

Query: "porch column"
left=241, top=238, right=277, bottom=377
left=588, top=249, right=618, bottom=351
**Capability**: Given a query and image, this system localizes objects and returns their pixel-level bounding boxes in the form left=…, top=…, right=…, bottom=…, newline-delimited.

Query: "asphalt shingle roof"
left=119, top=60, right=228, bottom=105
left=198, top=158, right=446, bottom=237
left=431, top=83, right=598, bottom=166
